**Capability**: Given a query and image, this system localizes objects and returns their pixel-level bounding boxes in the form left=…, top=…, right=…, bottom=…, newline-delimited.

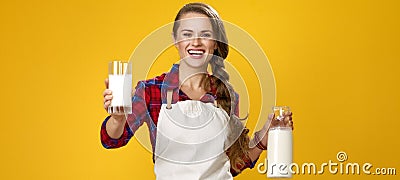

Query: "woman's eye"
left=201, top=33, right=212, bottom=38
left=183, top=33, right=192, bottom=37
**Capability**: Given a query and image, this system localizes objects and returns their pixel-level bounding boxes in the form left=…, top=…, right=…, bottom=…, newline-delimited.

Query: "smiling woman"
left=174, top=14, right=217, bottom=68
left=174, top=14, right=216, bottom=68
left=100, top=2, right=293, bottom=179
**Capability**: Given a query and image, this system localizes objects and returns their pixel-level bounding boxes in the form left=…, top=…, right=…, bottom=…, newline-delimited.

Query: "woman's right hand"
left=103, top=78, right=113, bottom=111
left=103, top=78, right=125, bottom=122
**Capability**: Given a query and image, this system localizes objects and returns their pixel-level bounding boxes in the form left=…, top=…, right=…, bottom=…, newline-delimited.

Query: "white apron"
left=154, top=91, right=233, bottom=180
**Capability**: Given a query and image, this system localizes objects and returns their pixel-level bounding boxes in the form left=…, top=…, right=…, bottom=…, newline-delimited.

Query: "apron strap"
left=166, top=89, right=219, bottom=108
left=166, top=90, right=173, bottom=109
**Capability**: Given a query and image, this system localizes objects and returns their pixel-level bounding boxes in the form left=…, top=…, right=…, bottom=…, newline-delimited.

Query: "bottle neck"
left=270, top=126, right=292, bottom=131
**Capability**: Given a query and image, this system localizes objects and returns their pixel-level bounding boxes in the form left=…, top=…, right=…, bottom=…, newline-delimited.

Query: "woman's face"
left=174, top=12, right=217, bottom=68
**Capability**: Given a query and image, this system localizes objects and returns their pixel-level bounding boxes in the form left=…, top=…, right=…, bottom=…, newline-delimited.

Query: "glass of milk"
left=107, top=61, right=132, bottom=114
left=267, top=106, right=292, bottom=178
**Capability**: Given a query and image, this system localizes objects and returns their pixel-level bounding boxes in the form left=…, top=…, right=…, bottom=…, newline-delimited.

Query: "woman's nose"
left=191, top=37, right=201, bottom=46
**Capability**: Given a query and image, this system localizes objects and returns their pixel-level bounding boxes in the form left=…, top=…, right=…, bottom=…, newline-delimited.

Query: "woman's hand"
left=283, top=111, right=294, bottom=130
left=103, top=78, right=112, bottom=111
left=253, top=111, right=294, bottom=150
left=269, top=111, right=294, bottom=131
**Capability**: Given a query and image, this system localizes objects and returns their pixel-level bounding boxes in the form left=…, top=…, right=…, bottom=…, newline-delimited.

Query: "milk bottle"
left=267, top=106, right=292, bottom=178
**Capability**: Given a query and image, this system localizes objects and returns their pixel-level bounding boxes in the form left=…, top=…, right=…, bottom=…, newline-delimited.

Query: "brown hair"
left=173, top=2, right=250, bottom=173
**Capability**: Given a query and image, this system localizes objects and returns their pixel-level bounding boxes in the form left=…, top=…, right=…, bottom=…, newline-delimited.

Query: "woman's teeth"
left=188, top=50, right=205, bottom=55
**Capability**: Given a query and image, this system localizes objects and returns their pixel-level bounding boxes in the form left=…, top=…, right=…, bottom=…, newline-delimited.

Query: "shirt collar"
left=162, top=64, right=216, bottom=104
left=162, top=64, right=180, bottom=90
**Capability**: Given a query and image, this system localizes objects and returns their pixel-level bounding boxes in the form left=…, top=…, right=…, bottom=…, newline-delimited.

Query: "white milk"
left=267, top=127, right=293, bottom=178
left=108, top=74, right=132, bottom=113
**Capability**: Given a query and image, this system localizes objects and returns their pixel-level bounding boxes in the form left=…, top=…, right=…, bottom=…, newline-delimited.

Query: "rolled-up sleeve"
left=100, top=116, right=133, bottom=149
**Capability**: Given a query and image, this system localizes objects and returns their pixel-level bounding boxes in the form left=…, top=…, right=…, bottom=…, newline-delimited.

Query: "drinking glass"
left=107, top=61, right=132, bottom=114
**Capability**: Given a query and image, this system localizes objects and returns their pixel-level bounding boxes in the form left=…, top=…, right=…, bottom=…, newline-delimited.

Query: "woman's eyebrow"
left=180, top=29, right=213, bottom=33
left=200, top=30, right=213, bottom=33
left=181, top=29, right=194, bottom=32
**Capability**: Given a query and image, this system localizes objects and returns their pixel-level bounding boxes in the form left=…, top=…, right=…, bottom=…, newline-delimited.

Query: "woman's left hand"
left=281, top=111, right=294, bottom=130
left=252, top=111, right=294, bottom=150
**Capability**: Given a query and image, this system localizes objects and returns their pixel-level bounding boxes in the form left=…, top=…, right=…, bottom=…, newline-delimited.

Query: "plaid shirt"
left=100, top=64, right=256, bottom=176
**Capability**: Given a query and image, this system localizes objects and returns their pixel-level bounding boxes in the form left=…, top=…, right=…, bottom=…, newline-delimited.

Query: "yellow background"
left=1, top=0, right=399, bottom=179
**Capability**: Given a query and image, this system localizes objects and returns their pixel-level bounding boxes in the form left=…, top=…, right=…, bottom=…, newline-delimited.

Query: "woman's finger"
left=105, top=78, right=109, bottom=89
left=104, top=101, right=111, bottom=110
left=288, top=120, right=293, bottom=125
left=284, top=116, right=292, bottom=123
left=288, top=120, right=294, bottom=130
left=105, top=94, right=113, bottom=99
left=284, top=115, right=292, bottom=121
left=284, top=111, right=292, bottom=116
left=104, top=95, right=113, bottom=102
left=103, top=89, right=112, bottom=97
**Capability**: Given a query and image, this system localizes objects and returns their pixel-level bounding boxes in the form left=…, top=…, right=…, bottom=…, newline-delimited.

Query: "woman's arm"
left=103, top=78, right=130, bottom=139
left=105, top=114, right=126, bottom=139
left=100, top=116, right=133, bottom=149
left=231, top=111, right=293, bottom=176
left=101, top=80, right=149, bottom=148
left=248, top=112, right=293, bottom=161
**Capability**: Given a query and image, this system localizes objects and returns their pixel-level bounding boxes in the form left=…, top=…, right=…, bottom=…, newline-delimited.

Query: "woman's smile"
left=187, top=48, right=206, bottom=59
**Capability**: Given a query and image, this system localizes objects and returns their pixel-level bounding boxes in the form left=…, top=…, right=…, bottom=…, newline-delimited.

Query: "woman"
left=101, top=2, right=293, bottom=179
